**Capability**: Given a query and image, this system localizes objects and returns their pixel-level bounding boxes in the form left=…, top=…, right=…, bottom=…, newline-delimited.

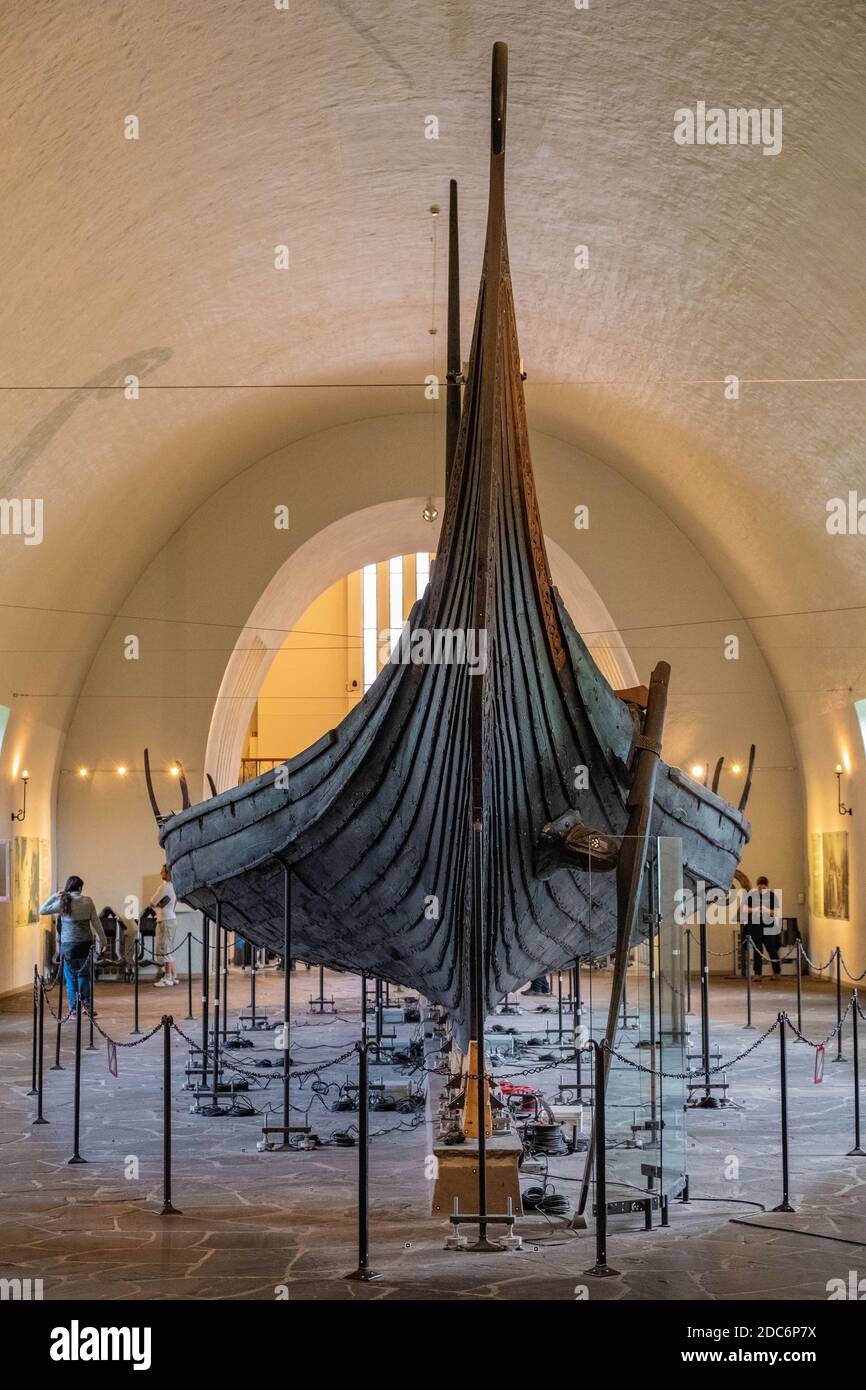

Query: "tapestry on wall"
left=821, top=830, right=849, bottom=921
left=12, top=836, right=41, bottom=930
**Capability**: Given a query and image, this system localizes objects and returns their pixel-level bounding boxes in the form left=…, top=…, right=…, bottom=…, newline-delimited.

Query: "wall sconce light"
left=117, top=766, right=127, bottom=777
left=169, top=765, right=180, bottom=778
left=11, top=769, right=29, bottom=823
left=78, top=767, right=89, bottom=779
left=835, top=764, right=853, bottom=817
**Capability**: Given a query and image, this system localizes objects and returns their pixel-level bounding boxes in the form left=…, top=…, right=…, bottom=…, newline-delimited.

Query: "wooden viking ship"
left=147, top=44, right=751, bottom=1051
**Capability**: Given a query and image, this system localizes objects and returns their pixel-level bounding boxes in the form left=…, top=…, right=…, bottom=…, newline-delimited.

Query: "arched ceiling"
left=2, top=0, right=865, bottom=741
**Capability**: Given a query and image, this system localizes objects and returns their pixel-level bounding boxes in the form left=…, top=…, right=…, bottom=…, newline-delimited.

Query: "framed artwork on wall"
left=821, top=830, right=849, bottom=921
left=12, top=836, right=41, bottom=929
left=0, top=839, right=9, bottom=901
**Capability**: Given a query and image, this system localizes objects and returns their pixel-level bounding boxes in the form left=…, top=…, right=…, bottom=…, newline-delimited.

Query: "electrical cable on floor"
left=729, top=1218, right=866, bottom=1248
left=521, top=1185, right=571, bottom=1217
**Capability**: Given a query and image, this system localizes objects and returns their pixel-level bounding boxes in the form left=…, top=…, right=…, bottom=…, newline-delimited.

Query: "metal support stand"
left=160, top=1015, right=182, bottom=1214
left=584, top=1041, right=619, bottom=1277
left=87, top=952, right=96, bottom=1050
left=67, top=998, right=86, bottom=1164
left=222, top=930, right=229, bottom=1043
left=186, top=933, right=194, bottom=1020
left=34, top=977, right=49, bottom=1124
left=375, top=978, right=383, bottom=1050
left=27, top=966, right=38, bottom=1095
left=198, top=903, right=228, bottom=1116
left=685, top=929, right=692, bottom=1014
left=345, top=1039, right=383, bottom=1282
left=834, top=947, right=846, bottom=1062
left=696, top=921, right=719, bottom=1107
left=847, top=991, right=865, bottom=1157
left=772, top=1012, right=795, bottom=1211
left=744, top=941, right=754, bottom=1029
left=574, top=958, right=583, bottom=1096
left=201, top=916, right=210, bottom=1089
left=51, top=956, right=65, bottom=1070
left=794, top=941, right=804, bottom=1041
left=132, top=939, right=141, bottom=1035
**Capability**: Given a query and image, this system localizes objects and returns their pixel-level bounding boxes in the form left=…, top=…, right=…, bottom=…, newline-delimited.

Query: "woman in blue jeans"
left=39, top=876, right=108, bottom=1014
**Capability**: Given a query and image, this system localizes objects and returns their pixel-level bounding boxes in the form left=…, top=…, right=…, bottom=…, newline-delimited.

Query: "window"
left=416, top=551, right=430, bottom=600
left=362, top=564, right=378, bottom=692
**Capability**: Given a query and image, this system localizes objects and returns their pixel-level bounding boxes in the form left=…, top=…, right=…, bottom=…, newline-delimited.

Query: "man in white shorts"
left=151, top=865, right=179, bottom=987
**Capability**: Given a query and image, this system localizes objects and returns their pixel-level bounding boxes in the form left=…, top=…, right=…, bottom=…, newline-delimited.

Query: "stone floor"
left=2, top=959, right=865, bottom=1301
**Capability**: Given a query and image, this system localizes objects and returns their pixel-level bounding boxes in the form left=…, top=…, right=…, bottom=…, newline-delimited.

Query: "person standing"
left=739, top=875, right=782, bottom=978
left=151, top=865, right=179, bottom=987
left=39, top=876, right=107, bottom=1013
left=755, top=875, right=783, bottom=977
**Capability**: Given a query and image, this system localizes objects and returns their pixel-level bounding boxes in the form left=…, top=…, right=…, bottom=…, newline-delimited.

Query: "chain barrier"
left=797, top=942, right=837, bottom=973
left=784, top=996, right=853, bottom=1049
left=82, top=1003, right=163, bottom=1048
left=168, top=1019, right=358, bottom=1081
left=604, top=1019, right=781, bottom=1081
left=839, top=954, right=866, bottom=983
left=39, top=965, right=85, bottom=1024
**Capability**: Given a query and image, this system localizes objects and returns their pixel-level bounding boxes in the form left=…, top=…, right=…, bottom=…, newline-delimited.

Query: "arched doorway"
left=203, top=500, right=637, bottom=794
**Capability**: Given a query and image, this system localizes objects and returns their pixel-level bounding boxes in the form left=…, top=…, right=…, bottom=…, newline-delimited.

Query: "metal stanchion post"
left=250, top=943, right=257, bottom=1021
left=375, top=978, right=383, bottom=1049
left=745, top=941, right=754, bottom=1029
left=360, top=971, right=368, bottom=1042
left=132, top=938, right=141, bottom=1035
left=34, top=977, right=49, bottom=1124
left=685, top=928, right=692, bottom=1014
left=200, top=898, right=227, bottom=1116
left=201, top=916, right=210, bottom=1089
left=27, top=966, right=38, bottom=1096
left=574, top=958, right=582, bottom=1095
left=281, top=863, right=292, bottom=1142
left=794, top=941, right=804, bottom=1042
left=345, top=1040, right=382, bottom=1282
left=847, top=990, right=865, bottom=1157
left=87, top=952, right=96, bottom=1050
left=584, top=1042, right=619, bottom=1277
left=160, top=1015, right=182, bottom=1213
left=186, top=933, right=194, bottom=1021
left=834, top=947, right=846, bottom=1062
left=51, top=955, right=65, bottom=1070
left=557, top=970, right=563, bottom=1042
left=772, top=1013, right=795, bottom=1211
left=67, top=998, right=86, bottom=1164
left=222, top=930, right=229, bottom=1043
left=697, top=921, right=719, bottom=1107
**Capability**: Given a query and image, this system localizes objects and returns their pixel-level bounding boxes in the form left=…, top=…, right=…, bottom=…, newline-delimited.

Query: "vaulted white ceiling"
left=2, top=0, right=865, bottom=740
